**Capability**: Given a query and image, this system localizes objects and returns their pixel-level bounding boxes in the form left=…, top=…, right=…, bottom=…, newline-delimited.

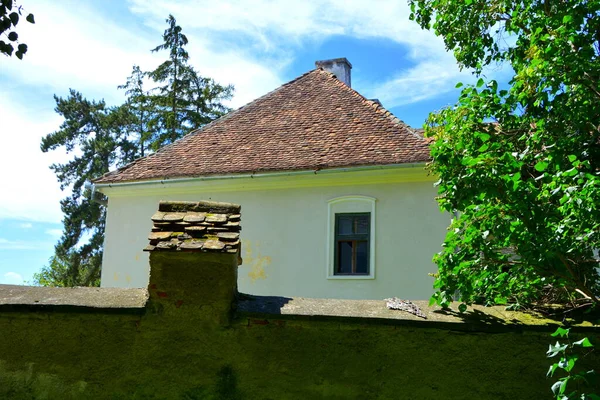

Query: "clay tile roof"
left=94, top=69, right=430, bottom=184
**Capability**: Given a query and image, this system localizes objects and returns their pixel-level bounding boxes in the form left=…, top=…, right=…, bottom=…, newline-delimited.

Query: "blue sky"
left=0, top=0, right=506, bottom=285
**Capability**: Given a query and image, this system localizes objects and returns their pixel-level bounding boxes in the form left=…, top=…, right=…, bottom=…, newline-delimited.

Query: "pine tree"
left=37, top=90, right=135, bottom=286
left=118, top=65, right=153, bottom=158
left=146, top=14, right=233, bottom=150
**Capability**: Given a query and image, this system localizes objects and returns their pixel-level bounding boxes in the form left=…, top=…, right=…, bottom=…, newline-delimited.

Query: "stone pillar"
left=144, top=201, right=241, bottom=325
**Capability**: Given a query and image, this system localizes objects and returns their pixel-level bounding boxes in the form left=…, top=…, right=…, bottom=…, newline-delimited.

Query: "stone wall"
left=0, top=201, right=598, bottom=399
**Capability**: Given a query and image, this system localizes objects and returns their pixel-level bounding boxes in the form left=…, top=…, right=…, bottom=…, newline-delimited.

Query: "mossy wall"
left=0, top=252, right=598, bottom=399
left=1, top=308, right=598, bottom=400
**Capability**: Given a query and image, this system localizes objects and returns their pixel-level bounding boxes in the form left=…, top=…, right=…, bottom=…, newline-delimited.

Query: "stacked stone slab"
left=144, top=201, right=241, bottom=253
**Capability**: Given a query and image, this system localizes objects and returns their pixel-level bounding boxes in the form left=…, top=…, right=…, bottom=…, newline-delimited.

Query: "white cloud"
left=45, top=229, right=63, bottom=239
left=1, top=1, right=157, bottom=104
left=2, top=272, right=24, bottom=285
left=0, top=238, right=37, bottom=250
left=19, top=223, right=33, bottom=229
left=2, top=0, right=285, bottom=108
left=127, top=0, right=469, bottom=107
left=368, top=60, right=473, bottom=107
left=0, top=96, right=65, bottom=223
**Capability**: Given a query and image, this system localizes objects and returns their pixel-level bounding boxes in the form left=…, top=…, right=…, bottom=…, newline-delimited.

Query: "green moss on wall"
left=0, top=308, right=597, bottom=399
left=0, top=361, right=87, bottom=399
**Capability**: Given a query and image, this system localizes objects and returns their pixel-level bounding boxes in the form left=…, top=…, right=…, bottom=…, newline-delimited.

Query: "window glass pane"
left=355, top=215, right=370, bottom=235
left=337, top=216, right=354, bottom=235
left=356, top=241, right=369, bottom=274
left=337, top=241, right=353, bottom=274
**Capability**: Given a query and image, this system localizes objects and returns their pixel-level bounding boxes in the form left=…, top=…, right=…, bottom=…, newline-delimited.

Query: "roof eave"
left=94, top=162, right=431, bottom=190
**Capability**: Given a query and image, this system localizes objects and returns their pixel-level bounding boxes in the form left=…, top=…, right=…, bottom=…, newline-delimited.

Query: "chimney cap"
left=315, top=58, right=352, bottom=87
left=315, top=57, right=352, bottom=69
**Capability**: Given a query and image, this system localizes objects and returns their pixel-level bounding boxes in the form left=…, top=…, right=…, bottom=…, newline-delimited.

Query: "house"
left=93, top=58, right=449, bottom=300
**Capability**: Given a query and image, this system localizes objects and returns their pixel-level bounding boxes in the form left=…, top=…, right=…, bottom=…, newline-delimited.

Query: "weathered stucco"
left=99, top=167, right=449, bottom=300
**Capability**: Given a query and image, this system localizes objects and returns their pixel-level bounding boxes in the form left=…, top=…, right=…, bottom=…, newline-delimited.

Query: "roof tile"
left=95, top=69, right=430, bottom=184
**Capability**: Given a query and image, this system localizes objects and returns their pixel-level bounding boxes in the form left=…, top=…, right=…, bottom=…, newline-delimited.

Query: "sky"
left=0, top=0, right=507, bottom=285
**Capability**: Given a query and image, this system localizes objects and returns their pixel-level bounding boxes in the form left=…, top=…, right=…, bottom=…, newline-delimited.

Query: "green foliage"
left=39, top=15, right=233, bottom=287
left=32, top=254, right=100, bottom=287
left=145, top=14, right=233, bottom=150
left=410, top=0, right=600, bottom=307
left=0, top=0, right=34, bottom=59
left=40, top=90, right=136, bottom=286
left=547, top=327, right=598, bottom=399
left=118, top=65, right=153, bottom=158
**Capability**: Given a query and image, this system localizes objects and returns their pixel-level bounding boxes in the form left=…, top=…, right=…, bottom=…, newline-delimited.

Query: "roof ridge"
left=318, top=70, right=421, bottom=137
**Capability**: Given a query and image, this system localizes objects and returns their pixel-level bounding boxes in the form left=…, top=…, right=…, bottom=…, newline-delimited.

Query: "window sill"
left=327, top=274, right=375, bottom=280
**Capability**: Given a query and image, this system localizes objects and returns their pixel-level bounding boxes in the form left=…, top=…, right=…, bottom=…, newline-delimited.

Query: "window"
left=327, top=196, right=376, bottom=279
left=334, top=213, right=370, bottom=275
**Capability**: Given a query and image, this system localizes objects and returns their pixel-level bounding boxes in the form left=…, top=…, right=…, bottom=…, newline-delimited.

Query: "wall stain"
left=243, top=240, right=272, bottom=282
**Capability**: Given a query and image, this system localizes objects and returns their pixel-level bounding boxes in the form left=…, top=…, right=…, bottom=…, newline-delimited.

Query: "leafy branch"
left=0, top=0, right=34, bottom=59
left=547, top=327, right=598, bottom=399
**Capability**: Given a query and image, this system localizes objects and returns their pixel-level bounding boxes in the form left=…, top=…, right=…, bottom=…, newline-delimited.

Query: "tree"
left=0, top=0, right=34, bottom=59
left=118, top=65, right=153, bottom=158
left=39, top=16, right=234, bottom=287
left=39, top=90, right=135, bottom=287
left=409, top=0, right=600, bottom=308
left=32, top=254, right=80, bottom=287
left=146, top=14, right=233, bottom=150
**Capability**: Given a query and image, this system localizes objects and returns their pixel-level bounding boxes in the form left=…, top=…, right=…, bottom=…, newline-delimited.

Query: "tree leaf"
left=8, top=11, right=18, bottom=25
left=551, top=380, right=564, bottom=395
left=534, top=161, right=548, bottom=172
left=551, top=327, right=570, bottom=338
left=564, top=355, right=577, bottom=372
left=26, top=13, right=35, bottom=24
left=572, top=337, right=593, bottom=348
left=478, top=132, right=490, bottom=142
left=547, top=342, right=568, bottom=357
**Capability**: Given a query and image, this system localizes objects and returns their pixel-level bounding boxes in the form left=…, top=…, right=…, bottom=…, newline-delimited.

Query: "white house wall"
left=99, top=169, right=449, bottom=300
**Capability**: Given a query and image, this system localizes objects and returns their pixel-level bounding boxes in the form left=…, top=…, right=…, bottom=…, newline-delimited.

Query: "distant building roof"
left=95, top=68, right=430, bottom=184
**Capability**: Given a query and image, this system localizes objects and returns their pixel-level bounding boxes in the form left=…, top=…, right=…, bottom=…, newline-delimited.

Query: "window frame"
left=326, top=196, right=376, bottom=280
left=334, top=213, right=371, bottom=275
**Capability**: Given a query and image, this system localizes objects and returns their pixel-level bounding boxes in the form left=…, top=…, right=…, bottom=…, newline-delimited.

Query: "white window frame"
left=326, top=195, right=376, bottom=279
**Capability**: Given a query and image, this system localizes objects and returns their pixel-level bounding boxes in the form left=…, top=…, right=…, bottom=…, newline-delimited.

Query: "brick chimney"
left=315, top=58, right=352, bottom=87
left=144, top=200, right=241, bottom=325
